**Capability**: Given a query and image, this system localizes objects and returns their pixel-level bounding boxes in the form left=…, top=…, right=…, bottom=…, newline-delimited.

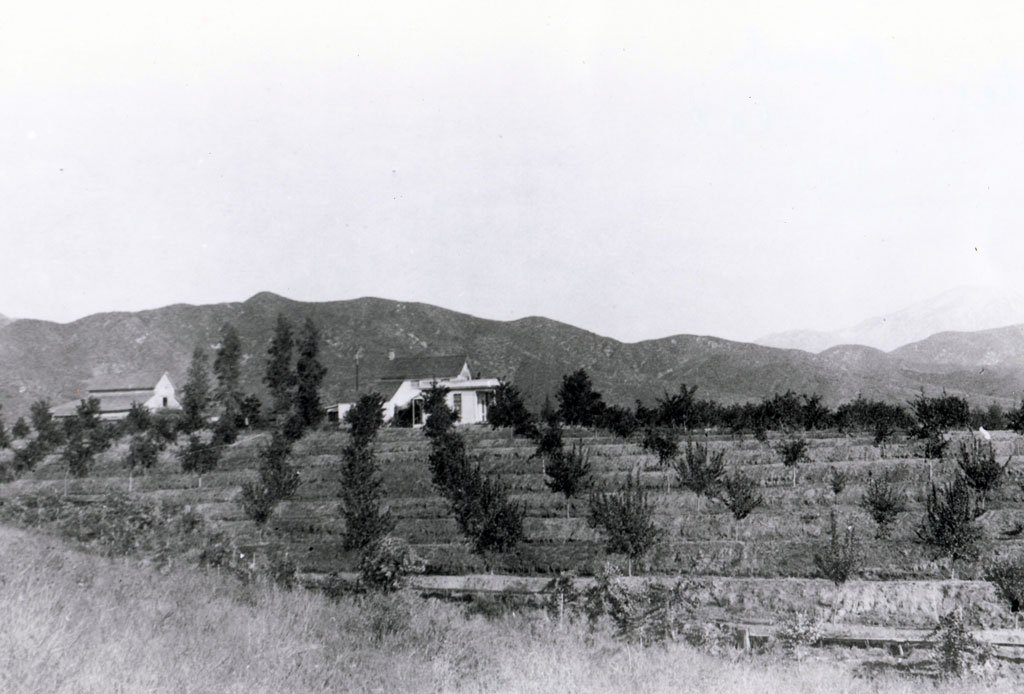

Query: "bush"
left=359, top=536, right=425, bottom=593
left=813, top=510, right=860, bottom=586
left=929, top=608, right=992, bottom=677
left=775, top=610, right=824, bottom=658
left=860, top=469, right=906, bottom=538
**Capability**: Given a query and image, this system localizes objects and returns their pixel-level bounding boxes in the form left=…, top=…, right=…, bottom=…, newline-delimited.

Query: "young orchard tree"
left=239, top=431, right=300, bottom=535
left=124, top=433, right=160, bottom=492
left=777, top=435, right=809, bottom=486
left=954, top=438, right=1010, bottom=511
left=545, top=441, right=592, bottom=518
left=860, top=469, right=907, bottom=539
left=124, top=402, right=152, bottom=435
left=674, top=440, right=725, bottom=508
left=180, top=347, right=212, bottom=434
left=985, top=555, right=1024, bottom=628
left=294, top=317, right=327, bottom=431
left=0, top=408, right=8, bottom=450
left=720, top=470, right=764, bottom=524
left=264, top=313, right=296, bottom=417
left=488, top=380, right=536, bottom=438
left=557, top=368, right=605, bottom=427
left=178, top=432, right=221, bottom=487
left=917, top=475, right=985, bottom=580
left=656, top=383, right=700, bottom=430
left=30, top=399, right=63, bottom=449
left=532, top=418, right=564, bottom=475
left=1007, top=399, right=1024, bottom=435
left=11, top=416, right=29, bottom=441
left=588, top=472, right=662, bottom=576
left=814, top=510, right=861, bottom=587
left=642, top=427, right=679, bottom=470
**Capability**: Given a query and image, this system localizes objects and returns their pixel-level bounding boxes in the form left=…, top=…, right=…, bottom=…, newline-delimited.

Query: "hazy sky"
left=2, top=1, right=1023, bottom=342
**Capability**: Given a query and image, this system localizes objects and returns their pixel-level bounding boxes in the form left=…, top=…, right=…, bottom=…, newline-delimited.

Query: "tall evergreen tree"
left=0, top=405, right=8, bottom=449
left=213, top=323, right=243, bottom=444
left=294, top=317, right=327, bottom=429
left=180, top=347, right=211, bottom=433
left=340, top=393, right=393, bottom=551
left=264, top=314, right=296, bottom=417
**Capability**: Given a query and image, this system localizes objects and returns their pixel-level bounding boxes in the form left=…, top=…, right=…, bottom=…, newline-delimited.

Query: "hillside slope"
left=0, top=292, right=1020, bottom=418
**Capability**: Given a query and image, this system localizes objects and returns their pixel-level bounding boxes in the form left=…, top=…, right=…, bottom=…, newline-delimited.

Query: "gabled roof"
left=378, top=355, right=469, bottom=381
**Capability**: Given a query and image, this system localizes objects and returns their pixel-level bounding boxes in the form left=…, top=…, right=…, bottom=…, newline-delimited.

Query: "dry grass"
left=0, top=525, right=1019, bottom=694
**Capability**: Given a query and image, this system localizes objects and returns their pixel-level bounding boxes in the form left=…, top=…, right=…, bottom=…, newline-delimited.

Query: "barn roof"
left=378, top=355, right=469, bottom=381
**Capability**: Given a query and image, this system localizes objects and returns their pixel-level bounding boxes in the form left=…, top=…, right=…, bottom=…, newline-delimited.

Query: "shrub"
left=720, top=470, right=763, bottom=521
left=588, top=473, right=662, bottom=575
left=929, top=608, right=992, bottom=677
left=860, top=469, right=906, bottom=538
left=775, top=610, right=825, bottom=658
left=359, top=536, right=425, bottom=593
left=813, top=510, right=860, bottom=586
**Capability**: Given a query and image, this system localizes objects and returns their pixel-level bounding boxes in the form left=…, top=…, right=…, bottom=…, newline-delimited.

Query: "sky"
left=2, top=1, right=1023, bottom=343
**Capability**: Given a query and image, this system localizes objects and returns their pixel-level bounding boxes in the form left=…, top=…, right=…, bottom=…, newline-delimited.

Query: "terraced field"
left=3, top=425, right=1024, bottom=630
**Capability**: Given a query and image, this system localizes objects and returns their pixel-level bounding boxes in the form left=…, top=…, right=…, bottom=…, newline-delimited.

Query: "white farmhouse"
left=51, top=372, right=182, bottom=420
left=325, top=355, right=499, bottom=427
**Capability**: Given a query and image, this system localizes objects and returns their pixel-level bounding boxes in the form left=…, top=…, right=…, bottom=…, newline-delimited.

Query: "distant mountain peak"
left=756, top=285, right=1024, bottom=353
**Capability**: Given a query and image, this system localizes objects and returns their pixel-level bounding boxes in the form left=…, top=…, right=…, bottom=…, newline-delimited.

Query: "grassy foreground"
left=0, top=527, right=1019, bottom=693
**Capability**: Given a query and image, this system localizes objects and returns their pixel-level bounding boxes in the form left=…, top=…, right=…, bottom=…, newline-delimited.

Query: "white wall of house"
left=143, top=373, right=180, bottom=411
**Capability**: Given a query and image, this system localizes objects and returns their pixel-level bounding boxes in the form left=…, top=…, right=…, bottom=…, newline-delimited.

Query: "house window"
left=452, top=393, right=462, bottom=421
left=162, top=397, right=168, bottom=408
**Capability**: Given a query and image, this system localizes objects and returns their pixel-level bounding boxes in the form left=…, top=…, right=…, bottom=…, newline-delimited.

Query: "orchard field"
left=3, top=423, right=1024, bottom=635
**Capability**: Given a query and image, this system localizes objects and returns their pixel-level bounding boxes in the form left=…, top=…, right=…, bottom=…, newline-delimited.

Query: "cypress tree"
left=264, top=314, right=296, bottom=417
left=294, top=317, right=327, bottom=429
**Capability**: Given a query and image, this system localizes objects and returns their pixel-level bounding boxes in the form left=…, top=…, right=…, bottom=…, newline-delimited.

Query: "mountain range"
left=756, top=285, right=1024, bottom=353
left=0, top=291, right=1022, bottom=419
